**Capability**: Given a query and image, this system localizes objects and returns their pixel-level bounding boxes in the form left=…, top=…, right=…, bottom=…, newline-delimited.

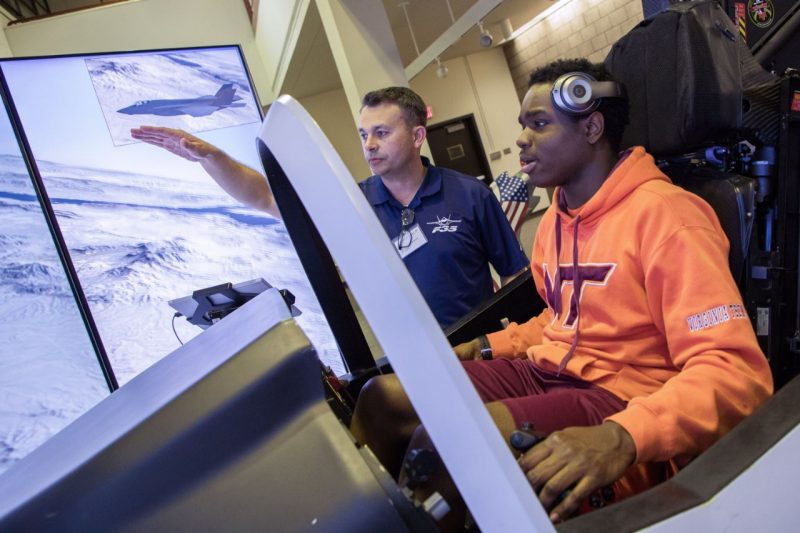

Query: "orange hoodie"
left=487, top=147, right=773, bottom=464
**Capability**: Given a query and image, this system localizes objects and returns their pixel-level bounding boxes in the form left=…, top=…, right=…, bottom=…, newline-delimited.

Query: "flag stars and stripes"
left=492, top=170, right=530, bottom=236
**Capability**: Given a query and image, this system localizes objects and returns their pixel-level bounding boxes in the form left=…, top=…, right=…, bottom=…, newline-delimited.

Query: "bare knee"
left=357, top=374, right=405, bottom=409
left=349, top=374, right=420, bottom=478
left=351, top=374, right=411, bottom=429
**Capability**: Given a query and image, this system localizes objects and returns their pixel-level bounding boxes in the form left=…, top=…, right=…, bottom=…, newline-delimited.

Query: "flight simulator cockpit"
left=1, top=1, right=800, bottom=531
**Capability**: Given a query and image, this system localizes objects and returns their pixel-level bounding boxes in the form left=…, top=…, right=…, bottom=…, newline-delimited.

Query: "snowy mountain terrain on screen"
left=0, top=155, right=108, bottom=476
left=0, top=153, right=345, bottom=475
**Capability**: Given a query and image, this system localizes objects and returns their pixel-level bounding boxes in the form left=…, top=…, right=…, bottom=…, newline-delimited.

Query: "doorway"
left=427, top=114, right=493, bottom=185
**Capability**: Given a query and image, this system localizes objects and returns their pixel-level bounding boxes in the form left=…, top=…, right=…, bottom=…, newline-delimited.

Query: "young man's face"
left=516, top=83, right=590, bottom=189
left=358, top=103, right=424, bottom=179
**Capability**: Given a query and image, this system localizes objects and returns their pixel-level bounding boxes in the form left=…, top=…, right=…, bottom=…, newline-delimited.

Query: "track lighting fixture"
left=478, top=21, right=493, bottom=48
left=435, top=57, right=449, bottom=79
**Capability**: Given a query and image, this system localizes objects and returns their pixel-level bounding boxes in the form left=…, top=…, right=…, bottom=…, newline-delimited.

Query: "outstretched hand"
left=518, top=421, right=636, bottom=522
left=130, top=126, right=218, bottom=163
left=130, top=125, right=280, bottom=218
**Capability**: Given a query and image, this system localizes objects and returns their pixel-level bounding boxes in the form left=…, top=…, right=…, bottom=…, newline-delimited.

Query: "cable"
left=171, top=312, right=184, bottom=345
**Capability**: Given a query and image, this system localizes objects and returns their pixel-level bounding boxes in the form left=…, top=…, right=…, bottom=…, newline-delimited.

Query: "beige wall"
left=410, top=47, right=522, bottom=179
left=0, top=20, right=11, bottom=58
left=254, top=0, right=310, bottom=103
left=291, top=47, right=528, bottom=185
left=2, top=0, right=271, bottom=103
left=298, top=87, right=370, bottom=180
left=505, top=0, right=643, bottom=99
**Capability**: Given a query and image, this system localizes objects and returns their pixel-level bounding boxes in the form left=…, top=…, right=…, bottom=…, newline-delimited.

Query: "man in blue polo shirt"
left=131, top=87, right=528, bottom=328
left=356, top=87, right=527, bottom=327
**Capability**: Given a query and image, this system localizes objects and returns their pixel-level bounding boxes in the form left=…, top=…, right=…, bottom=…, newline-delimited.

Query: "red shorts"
left=462, top=357, right=626, bottom=433
left=463, top=358, right=676, bottom=500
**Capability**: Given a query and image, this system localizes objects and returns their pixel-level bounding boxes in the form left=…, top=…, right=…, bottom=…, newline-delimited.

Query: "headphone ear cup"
left=565, top=78, right=594, bottom=109
left=551, top=72, right=622, bottom=116
left=552, top=73, right=596, bottom=115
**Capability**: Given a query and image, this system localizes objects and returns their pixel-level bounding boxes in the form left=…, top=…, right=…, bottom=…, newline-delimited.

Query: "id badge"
left=393, top=223, right=428, bottom=259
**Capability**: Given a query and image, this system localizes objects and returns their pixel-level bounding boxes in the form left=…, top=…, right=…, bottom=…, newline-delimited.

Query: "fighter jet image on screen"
left=116, top=83, right=244, bottom=117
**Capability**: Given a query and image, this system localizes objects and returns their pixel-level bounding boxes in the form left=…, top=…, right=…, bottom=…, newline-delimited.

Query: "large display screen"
left=0, top=46, right=344, bottom=391
left=0, top=98, right=109, bottom=476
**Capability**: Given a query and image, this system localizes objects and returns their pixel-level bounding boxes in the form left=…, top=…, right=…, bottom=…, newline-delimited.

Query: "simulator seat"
left=558, top=371, right=800, bottom=532
left=666, top=168, right=757, bottom=296
left=603, top=0, right=776, bottom=307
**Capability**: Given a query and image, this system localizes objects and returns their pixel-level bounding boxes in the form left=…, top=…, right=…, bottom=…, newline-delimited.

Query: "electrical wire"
left=171, top=312, right=184, bottom=345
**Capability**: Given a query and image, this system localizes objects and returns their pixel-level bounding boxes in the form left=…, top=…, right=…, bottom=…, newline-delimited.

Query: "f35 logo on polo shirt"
left=428, top=215, right=461, bottom=233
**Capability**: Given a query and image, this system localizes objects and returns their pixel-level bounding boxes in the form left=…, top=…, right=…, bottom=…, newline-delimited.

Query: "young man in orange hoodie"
left=349, top=58, right=773, bottom=525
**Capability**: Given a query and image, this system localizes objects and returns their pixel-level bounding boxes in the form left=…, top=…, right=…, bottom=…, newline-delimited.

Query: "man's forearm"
left=199, top=151, right=280, bottom=219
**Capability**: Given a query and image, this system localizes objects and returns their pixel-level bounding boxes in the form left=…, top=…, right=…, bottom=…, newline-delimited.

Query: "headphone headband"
left=551, top=72, right=623, bottom=116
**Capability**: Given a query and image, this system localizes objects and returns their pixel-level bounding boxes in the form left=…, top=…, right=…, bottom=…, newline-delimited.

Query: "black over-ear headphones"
left=551, top=72, right=623, bottom=116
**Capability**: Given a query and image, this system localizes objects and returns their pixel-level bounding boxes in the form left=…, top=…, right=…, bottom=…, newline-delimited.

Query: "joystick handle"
left=510, top=422, right=545, bottom=453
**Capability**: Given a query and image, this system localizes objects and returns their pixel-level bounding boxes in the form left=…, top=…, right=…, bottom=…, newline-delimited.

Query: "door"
left=427, top=114, right=494, bottom=185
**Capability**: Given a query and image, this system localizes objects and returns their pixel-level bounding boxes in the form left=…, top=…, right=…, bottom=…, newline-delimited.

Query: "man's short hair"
left=361, top=87, right=428, bottom=128
left=528, top=58, right=629, bottom=153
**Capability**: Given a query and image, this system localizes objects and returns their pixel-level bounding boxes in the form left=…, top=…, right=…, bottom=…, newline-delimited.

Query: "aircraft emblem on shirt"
left=428, top=215, right=461, bottom=233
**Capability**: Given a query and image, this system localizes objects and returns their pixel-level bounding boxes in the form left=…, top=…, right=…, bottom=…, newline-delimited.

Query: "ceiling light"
left=435, top=57, right=449, bottom=79
left=478, top=21, right=493, bottom=48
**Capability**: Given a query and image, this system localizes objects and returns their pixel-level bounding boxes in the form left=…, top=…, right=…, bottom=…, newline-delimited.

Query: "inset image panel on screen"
left=85, top=48, right=260, bottom=146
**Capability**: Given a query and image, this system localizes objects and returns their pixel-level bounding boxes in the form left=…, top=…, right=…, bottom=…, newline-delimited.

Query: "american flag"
left=491, top=170, right=530, bottom=235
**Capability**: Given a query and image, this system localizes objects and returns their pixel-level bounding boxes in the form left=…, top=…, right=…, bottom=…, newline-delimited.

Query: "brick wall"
left=505, top=0, right=643, bottom=100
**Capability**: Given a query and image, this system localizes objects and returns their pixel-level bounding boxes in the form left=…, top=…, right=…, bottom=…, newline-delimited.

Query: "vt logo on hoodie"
left=543, top=262, right=616, bottom=327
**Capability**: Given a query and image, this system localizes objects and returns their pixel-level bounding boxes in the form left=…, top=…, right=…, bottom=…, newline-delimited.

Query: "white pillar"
left=315, top=0, right=408, bottom=124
